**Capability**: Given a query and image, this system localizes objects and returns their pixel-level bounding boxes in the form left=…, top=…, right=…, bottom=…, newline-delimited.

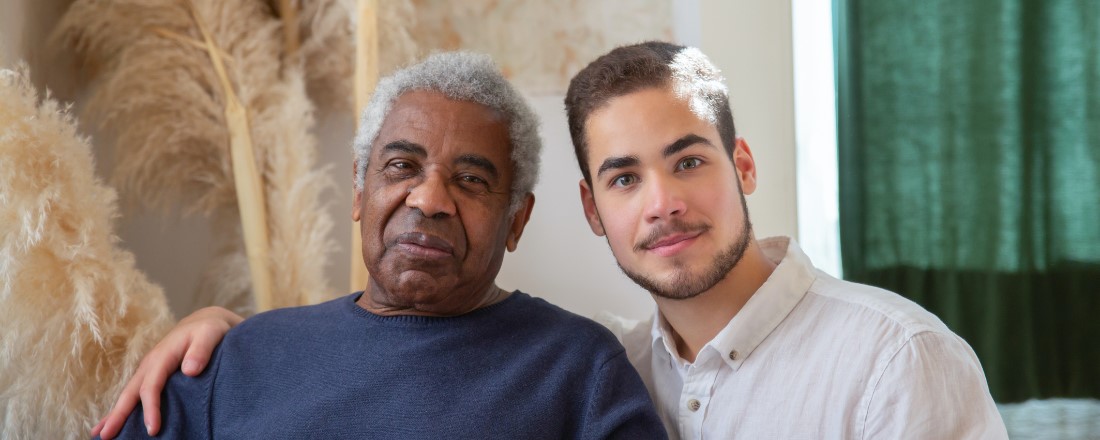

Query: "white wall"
left=700, top=0, right=798, bottom=240
left=1, top=1, right=798, bottom=321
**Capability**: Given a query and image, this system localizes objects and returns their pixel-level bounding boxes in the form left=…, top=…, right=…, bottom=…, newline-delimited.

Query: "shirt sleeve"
left=104, top=352, right=219, bottom=439
left=579, top=349, right=669, bottom=440
left=862, top=331, right=1009, bottom=440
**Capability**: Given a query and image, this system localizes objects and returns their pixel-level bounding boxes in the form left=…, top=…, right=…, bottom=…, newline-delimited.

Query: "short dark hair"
left=565, top=41, right=736, bottom=185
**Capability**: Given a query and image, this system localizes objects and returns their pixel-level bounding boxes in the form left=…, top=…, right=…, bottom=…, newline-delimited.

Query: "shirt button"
left=687, top=399, right=702, bottom=412
left=729, top=350, right=739, bottom=361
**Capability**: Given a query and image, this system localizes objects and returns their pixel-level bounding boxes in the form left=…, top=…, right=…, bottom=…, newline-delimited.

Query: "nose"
left=406, top=169, right=457, bottom=218
left=642, top=174, right=687, bottom=223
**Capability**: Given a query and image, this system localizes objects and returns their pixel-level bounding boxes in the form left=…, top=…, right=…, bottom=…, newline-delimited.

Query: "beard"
left=615, top=189, right=753, bottom=300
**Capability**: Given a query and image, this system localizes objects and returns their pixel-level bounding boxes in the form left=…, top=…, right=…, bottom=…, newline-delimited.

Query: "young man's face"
left=579, top=85, right=758, bottom=300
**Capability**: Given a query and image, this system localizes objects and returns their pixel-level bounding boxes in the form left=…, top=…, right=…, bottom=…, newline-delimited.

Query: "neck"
left=653, top=239, right=776, bottom=363
left=357, top=281, right=511, bottom=317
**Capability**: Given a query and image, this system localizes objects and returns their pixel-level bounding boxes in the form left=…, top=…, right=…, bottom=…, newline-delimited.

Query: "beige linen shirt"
left=599, top=236, right=1008, bottom=440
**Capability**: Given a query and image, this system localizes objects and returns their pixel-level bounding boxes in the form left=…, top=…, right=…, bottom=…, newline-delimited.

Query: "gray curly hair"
left=352, top=52, right=542, bottom=215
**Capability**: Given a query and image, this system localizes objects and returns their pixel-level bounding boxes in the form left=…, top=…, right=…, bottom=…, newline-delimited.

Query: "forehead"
left=374, top=90, right=513, bottom=162
left=585, top=86, right=718, bottom=161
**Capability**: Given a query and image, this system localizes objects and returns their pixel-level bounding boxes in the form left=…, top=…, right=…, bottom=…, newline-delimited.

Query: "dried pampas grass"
left=55, top=0, right=335, bottom=314
left=0, top=65, right=174, bottom=439
left=281, top=0, right=418, bottom=112
left=56, top=0, right=281, bottom=215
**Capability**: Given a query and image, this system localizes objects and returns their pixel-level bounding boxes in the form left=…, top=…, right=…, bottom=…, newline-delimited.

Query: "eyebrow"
left=594, top=134, right=714, bottom=180
left=455, top=154, right=499, bottom=180
left=380, top=140, right=427, bottom=157
left=663, top=134, right=715, bottom=157
left=596, top=156, right=640, bottom=179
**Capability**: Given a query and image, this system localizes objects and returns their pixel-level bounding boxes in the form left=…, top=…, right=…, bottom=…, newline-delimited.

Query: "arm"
left=92, top=306, right=242, bottom=439
left=862, top=332, right=1009, bottom=439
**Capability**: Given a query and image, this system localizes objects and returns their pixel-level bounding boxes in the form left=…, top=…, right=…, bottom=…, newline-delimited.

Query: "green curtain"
left=835, top=0, right=1100, bottom=402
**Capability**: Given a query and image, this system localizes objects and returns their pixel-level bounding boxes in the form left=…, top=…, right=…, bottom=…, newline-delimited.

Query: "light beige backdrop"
left=0, top=0, right=799, bottom=321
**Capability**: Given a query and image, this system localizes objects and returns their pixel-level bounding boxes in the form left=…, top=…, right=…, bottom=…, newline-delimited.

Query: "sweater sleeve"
left=579, top=349, right=668, bottom=440
left=104, top=349, right=220, bottom=440
left=862, top=332, right=1008, bottom=440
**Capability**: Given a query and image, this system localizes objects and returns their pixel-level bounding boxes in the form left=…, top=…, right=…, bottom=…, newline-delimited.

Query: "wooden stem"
left=148, top=27, right=233, bottom=64
left=278, top=0, right=300, bottom=60
left=188, top=0, right=275, bottom=312
left=350, top=0, right=379, bottom=293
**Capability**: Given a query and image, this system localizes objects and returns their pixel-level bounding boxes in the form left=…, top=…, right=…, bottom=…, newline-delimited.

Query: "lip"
left=645, top=231, right=703, bottom=257
left=392, top=232, right=454, bottom=259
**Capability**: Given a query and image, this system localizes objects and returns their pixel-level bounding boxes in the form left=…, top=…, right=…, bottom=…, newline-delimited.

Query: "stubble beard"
left=615, top=190, right=753, bottom=300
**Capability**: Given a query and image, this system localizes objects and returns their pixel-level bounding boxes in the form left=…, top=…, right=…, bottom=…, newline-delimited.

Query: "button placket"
left=678, top=359, right=713, bottom=440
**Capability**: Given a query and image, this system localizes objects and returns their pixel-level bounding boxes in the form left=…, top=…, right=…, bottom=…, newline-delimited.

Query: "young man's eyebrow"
left=596, top=156, right=640, bottom=179
left=455, top=154, right=499, bottom=180
left=663, top=134, right=714, bottom=158
left=380, top=140, right=427, bottom=156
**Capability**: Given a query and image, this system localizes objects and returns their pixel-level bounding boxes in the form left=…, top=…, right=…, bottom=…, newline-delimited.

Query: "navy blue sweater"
left=110, top=291, right=666, bottom=439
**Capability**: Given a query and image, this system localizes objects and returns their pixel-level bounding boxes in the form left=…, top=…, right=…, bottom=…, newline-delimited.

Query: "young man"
left=95, top=43, right=1007, bottom=439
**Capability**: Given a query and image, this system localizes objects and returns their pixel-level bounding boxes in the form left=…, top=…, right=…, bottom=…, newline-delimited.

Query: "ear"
left=505, top=193, right=536, bottom=252
left=352, top=160, right=363, bottom=222
left=732, top=137, right=758, bottom=195
left=578, top=179, right=605, bottom=236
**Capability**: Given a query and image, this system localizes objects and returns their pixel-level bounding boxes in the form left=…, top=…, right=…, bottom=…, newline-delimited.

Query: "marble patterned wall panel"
left=404, top=0, right=673, bottom=94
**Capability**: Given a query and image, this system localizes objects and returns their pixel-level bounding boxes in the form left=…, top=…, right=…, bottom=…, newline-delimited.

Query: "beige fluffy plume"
left=54, top=0, right=335, bottom=314
left=289, top=0, right=417, bottom=112
left=0, top=65, right=174, bottom=439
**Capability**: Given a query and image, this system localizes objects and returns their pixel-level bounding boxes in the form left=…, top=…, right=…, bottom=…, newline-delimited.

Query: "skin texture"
left=93, top=91, right=534, bottom=439
left=353, top=90, right=533, bottom=317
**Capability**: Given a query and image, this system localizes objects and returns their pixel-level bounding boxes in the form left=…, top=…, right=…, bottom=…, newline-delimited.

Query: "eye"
left=677, top=157, right=703, bottom=171
left=455, top=174, right=491, bottom=193
left=382, top=159, right=418, bottom=178
left=459, top=175, right=487, bottom=185
left=611, top=174, right=638, bottom=188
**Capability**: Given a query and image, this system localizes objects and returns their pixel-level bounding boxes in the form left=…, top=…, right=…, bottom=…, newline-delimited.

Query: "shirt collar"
left=650, top=236, right=818, bottom=371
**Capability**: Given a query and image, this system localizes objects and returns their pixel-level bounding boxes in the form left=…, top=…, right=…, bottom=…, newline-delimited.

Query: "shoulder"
left=804, top=272, right=954, bottom=339
left=793, top=273, right=984, bottom=378
left=226, top=293, right=354, bottom=340
left=508, top=291, right=628, bottom=355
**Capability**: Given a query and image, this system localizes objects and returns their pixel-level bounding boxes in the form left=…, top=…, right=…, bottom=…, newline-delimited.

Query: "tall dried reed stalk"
left=286, top=0, right=417, bottom=112
left=0, top=65, right=174, bottom=439
left=54, top=0, right=336, bottom=314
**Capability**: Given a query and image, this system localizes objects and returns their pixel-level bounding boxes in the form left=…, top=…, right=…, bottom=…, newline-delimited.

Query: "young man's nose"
left=642, top=175, right=687, bottom=222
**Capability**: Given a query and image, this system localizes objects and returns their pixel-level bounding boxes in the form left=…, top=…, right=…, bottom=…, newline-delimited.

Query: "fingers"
left=181, top=326, right=219, bottom=376
left=179, top=307, right=239, bottom=376
left=98, top=368, right=145, bottom=440
left=90, top=416, right=106, bottom=437
left=139, top=374, right=164, bottom=436
left=137, top=333, right=193, bottom=436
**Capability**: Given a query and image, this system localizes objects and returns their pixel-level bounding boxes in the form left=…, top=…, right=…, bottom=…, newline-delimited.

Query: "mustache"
left=633, top=220, right=711, bottom=252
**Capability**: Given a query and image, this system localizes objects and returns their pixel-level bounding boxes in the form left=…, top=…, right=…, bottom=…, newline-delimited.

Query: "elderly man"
left=98, top=43, right=1009, bottom=439
left=97, top=52, right=664, bottom=439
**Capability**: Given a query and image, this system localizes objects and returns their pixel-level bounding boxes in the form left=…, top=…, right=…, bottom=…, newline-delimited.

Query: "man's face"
left=353, top=90, right=532, bottom=314
left=579, top=85, right=757, bottom=300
